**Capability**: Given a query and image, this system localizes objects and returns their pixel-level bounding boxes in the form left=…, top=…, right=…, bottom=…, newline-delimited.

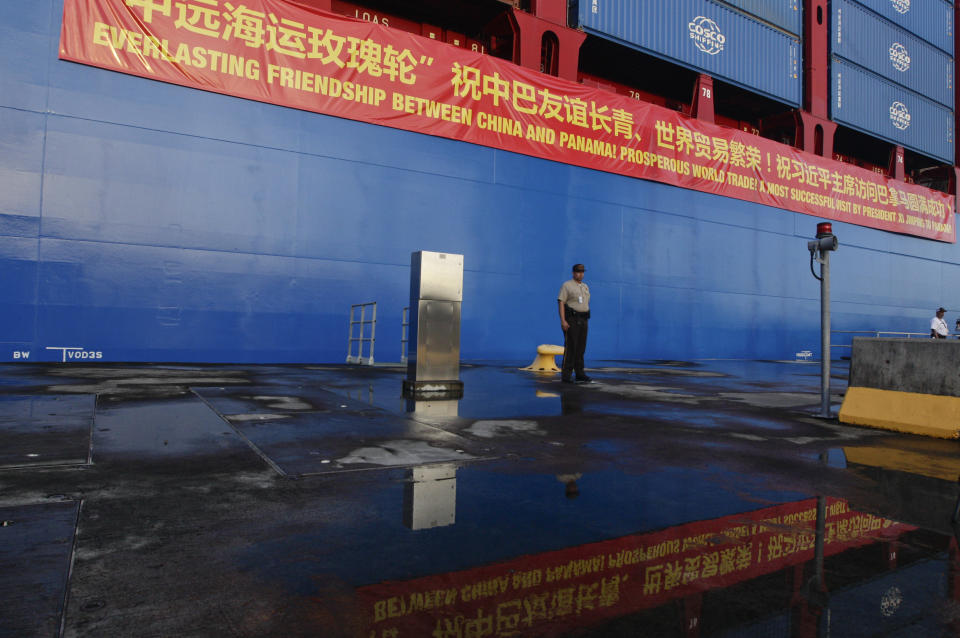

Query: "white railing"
left=346, top=302, right=377, bottom=365
left=830, top=330, right=931, bottom=351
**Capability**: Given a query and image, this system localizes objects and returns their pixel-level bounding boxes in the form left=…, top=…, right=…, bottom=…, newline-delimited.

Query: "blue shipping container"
left=833, top=0, right=953, bottom=108
left=717, top=0, right=801, bottom=36
left=850, top=0, right=953, bottom=54
left=832, top=58, right=954, bottom=163
left=578, top=0, right=801, bottom=107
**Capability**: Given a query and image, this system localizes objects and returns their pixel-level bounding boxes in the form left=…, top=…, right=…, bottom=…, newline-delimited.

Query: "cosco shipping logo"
left=889, top=101, right=911, bottom=130
left=689, top=16, right=725, bottom=55
left=891, top=0, right=909, bottom=14
left=889, top=42, right=910, bottom=72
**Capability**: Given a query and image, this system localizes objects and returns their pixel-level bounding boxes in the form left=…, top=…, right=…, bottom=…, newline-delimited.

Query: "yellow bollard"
left=521, top=344, right=565, bottom=372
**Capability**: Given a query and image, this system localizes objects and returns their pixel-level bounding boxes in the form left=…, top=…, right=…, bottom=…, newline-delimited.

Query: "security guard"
left=558, top=264, right=592, bottom=383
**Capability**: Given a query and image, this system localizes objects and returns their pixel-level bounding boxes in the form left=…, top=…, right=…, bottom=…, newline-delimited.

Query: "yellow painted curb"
left=839, top=387, right=960, bottom=439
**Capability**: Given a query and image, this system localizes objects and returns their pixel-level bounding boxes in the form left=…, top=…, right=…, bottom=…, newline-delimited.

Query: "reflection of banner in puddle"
left=59, top=0, right=954, bottom=242
left=357, top=498, right=912, bottom=636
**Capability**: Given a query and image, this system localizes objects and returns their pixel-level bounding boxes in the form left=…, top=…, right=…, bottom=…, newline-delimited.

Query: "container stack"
left=576, top=0, right=802, bottom=107
left=718, top=0, right=801, bottom=36
left=830, top=0, right=954, bottom=163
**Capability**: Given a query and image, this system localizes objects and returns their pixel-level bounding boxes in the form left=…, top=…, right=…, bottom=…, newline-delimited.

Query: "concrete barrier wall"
left=849, top=338, right=960, bottom=397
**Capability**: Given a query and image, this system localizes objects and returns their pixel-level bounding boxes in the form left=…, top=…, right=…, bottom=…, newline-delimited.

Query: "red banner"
left=59, top=0, right=956, bottom=242
left=355, top=499, right=912, bottom=637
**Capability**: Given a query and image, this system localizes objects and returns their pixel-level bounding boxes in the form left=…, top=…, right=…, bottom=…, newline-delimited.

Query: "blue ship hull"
left=2, top=0, right=958, bottom=363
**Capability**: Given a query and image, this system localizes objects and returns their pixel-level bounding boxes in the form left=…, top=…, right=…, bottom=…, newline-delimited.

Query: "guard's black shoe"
left=575, top=376, right=593, bottom=384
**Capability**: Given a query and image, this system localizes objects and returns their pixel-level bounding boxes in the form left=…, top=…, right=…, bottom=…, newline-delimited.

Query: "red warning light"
left=816, top=222, right=833, bottom=237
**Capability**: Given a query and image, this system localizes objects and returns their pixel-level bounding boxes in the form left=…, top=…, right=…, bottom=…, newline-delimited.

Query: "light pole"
left=808, top=223, right=839, bottom=418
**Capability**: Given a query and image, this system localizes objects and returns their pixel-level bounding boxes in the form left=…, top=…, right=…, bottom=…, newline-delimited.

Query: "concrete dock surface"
left=2, top=360, right=959, bottom=637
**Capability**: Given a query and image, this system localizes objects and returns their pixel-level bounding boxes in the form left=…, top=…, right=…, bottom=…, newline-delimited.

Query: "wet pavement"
left=2, top=359, right=960, bottom=637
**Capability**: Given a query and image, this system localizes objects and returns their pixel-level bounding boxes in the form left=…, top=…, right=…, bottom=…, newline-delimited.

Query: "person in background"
left=558, top=264, right=592, bottom=383
left=931, top=307, right=949, bottom=338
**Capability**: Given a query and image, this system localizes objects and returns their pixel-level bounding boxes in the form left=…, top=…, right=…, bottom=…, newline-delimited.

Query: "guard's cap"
left=938, top=307, right=947, bottom=313
left=572, top=264, right=586, bottom=272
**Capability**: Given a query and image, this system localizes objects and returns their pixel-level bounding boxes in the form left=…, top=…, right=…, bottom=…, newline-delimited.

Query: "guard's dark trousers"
left=562, top=315, right=588, bottom=381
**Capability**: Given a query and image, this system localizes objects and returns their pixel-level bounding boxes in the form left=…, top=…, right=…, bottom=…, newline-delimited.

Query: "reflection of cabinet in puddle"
left=403, top=464, right=457, bottom=530
left=405, top=399, right=459, bottom=418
